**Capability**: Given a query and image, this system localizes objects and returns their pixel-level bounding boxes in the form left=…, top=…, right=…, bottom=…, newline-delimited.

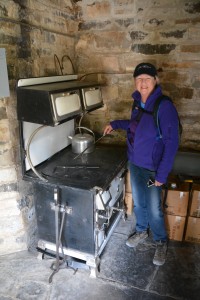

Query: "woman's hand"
left=155, top=180, right=163, bottom=187
left=103, top=124, right=113, bottom=135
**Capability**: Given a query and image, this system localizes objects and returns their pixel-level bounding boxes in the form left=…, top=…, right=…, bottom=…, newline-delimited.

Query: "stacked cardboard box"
left=188, top=184, right=200, bottom=218
left=124, top=171, right=200, bottom=243
left=185, top=184, right=200, bottom=243
left=164, top=180, right=190, bottom=241
left=124, top=170, right=133, bottom=215
left=164, top=215, right=186, bottom=241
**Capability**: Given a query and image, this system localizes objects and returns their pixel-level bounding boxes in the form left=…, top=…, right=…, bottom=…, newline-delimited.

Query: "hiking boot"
left=153, top=241, right=167, bottom=266
left=126, top=231, right=148, bottom=248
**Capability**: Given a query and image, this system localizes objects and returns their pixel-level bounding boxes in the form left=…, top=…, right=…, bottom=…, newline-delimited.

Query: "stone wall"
left=0, top=0, right=200, bottom=255
left=0, top=0, right=79, bottom=255
left=76, top=0, right=200, bottom=149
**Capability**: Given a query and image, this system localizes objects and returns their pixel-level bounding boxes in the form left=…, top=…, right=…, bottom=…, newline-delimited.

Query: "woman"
left=104, top=63, right=179, bottom=266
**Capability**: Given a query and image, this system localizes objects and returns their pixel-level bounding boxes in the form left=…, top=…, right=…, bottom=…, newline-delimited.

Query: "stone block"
left=113, top=0, right=135, bottom=15
left=188, top=27, right=200, bottom=39
left=184, top=2, right=200, bottom=14
left=115, top=17, right=135, bottom=28
left=102, top=85, right=119, bottom=100
left=130, top=31, right=148, bottom=41
left=0, top=235, right=27, bottom=255
left=162, top=61, right=199, bottom=70
left=1, top=214, right=25, bottom=236
left=0, top=147, right=14, bottom=167
left=86, top=1, right=111, bottom=19
left=161, top=71, right=189, bottom=85
left=176, top=17, right=200, bottom=25
left=108, top=100, right=131, bottom=115
left=181, top=45, right=200, bottom=53
left=0, top=107, right=7, bottom=119
left=192, top=79, right=200, bottom=89
left=79, top=20, right=111, bottom=31
left=94, top=32, right=130, bottom=52
left=0, top=120, right=10, bottom=143
left=131, top=43, right=176, bottom=55
left=160, top=30, right=187, bottom=39
left=0, top=183, right=18, bottom=193
left=0, top=167, right=17, bottom=183
left=0, top=193, right=19, bottom=216
left=101, top=56, right=121, bottom=72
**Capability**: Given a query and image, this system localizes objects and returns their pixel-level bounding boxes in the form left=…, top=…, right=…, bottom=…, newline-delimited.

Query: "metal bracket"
left=93, top=186, right=103, bottom=193
left=50, top=202, right=73, bottom=214
left=111, top=206, right=124, bottom=212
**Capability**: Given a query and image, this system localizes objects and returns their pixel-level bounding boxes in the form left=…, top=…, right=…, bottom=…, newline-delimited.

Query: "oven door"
left=81, top=87, right=103, bottom=112
left=51, top=90, right=82, bottom=124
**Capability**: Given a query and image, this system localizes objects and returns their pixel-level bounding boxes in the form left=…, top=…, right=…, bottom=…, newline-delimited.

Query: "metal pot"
left=68, top=126, right=95, bottom=154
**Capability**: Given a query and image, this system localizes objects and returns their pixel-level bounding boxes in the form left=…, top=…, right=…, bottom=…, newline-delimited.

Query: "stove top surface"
left=25, top=145, right=127, bottom=190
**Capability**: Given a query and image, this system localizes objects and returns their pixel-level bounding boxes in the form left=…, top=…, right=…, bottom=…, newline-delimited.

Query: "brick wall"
left=0, top=0, right=200, bottom=254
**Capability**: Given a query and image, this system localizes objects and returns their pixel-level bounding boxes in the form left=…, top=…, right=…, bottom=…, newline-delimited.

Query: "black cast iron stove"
left=17, top=75, right=127, bottom=279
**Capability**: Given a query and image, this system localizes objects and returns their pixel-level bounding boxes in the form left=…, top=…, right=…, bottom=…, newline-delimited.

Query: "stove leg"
left=90, top=266, right=98, bottom=278
left=36, top=242, right=48, bottom=260
left=86, top=256, right=100, bottom=278
left=37, top=252, right=45, bottom=260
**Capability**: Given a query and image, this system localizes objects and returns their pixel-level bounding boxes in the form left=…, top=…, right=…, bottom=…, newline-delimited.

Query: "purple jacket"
left=110, top=85, right=179, bottom=183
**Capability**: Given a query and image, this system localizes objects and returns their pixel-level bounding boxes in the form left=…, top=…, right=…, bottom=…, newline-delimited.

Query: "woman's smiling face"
left=135, top=74, right=157, bottom=102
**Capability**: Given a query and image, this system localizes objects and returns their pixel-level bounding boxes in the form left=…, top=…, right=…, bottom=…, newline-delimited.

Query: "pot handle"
left=75, top=126, right=95, bottom=140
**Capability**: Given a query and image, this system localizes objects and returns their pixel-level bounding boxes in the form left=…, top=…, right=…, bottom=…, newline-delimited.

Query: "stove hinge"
left=94, top=186, right=124, bottom=226
left=49, top=187, right=73, bottom=214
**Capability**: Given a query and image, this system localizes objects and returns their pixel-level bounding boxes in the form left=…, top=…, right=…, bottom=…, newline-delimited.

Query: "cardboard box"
left=125, top=170, right=132, bottom=193
left=124, top=192, right=133, bottom=215
left=185, top=217, right=200, bottom=243
left=164, top=214, right=186, bottom=241
left=189, top=184, right=200, bottom=217
left=164, top=182, right=190, bottom=217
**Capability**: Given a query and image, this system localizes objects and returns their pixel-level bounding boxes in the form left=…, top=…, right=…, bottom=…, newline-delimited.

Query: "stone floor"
left=0, top=216, right=200, bottom=300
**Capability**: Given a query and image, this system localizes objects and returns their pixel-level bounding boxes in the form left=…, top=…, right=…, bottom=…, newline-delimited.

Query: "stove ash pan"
left=17, top=77, right=103, bottom=126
